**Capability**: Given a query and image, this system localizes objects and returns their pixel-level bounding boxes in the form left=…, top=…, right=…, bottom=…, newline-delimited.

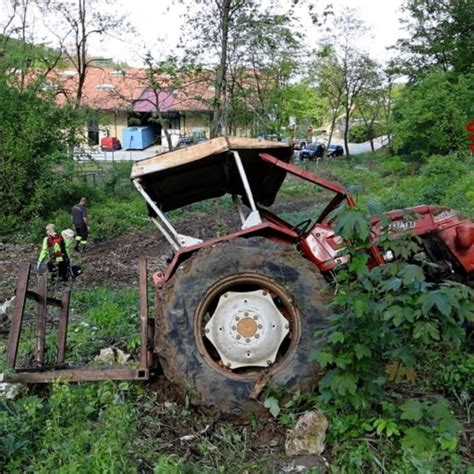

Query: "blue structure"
left=122, top=126, right=154, bottom=150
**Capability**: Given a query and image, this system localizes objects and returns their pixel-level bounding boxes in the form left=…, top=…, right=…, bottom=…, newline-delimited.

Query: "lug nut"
left=236, top=335, right=241, bottom=340
left=235, top=316, right=240, bottom=321
left=245, top=338, right=250, bottom=343
left=253, top=315, right=258, bottom=320
left=255, top=334, right=260, bottom=339
left=262, top=291, right=267, bottom=296
left=232, top=325, right=237, bottom=331
left=244, top=312, right=249, bottom=317
left=258, top=324, right=263, bottom=329
left=267, top=360, right=272, bottom=366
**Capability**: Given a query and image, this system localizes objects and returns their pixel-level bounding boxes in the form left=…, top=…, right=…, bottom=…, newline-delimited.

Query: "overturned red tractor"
left=129, top=138, right=473, bottom=412
left=5, top=138, right=473, bottom=414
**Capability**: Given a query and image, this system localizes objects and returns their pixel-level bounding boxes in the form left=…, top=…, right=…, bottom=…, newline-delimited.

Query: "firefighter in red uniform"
left=36, top=224, right=73, bottom=281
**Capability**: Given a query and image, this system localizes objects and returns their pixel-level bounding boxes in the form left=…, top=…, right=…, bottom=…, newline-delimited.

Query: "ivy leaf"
left=311, top=350, right=334, bottom=368
left=413, top=321, right=440, bottom=342
left=354, top=343, right=371, bottom=360
left=353, top=298, right=369, bottom=317
left=400, top=265, right=425, bottom=286
left=401, top=427, right=434, bottom=454
left=336, top=211, right=370, bottom=241
left=349, top=253, right=369, bottom=276
left=328, top=331, right=345, bottom=344
left=332, top=373, right=357, bottom=395
left=264, top=397, right=280, bottom=418
left=421, top=292, right=452, bottom=316
left=380, top=277, right=402, bottom=293
left=400, top=399, right=425, bottom=421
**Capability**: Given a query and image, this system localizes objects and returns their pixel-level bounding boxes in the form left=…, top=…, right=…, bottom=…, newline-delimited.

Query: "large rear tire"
left=156, top=237, right=331, bottom=414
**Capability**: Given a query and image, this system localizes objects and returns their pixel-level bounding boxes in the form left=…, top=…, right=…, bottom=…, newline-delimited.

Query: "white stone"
left=285, top=410, right=329, bottom=456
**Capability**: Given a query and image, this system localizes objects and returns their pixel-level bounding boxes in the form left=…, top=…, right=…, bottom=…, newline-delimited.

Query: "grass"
left=1, top=150, right=473, bottom=472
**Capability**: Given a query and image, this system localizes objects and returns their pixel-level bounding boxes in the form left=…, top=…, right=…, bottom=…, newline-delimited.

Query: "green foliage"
left=69, top=287, right=141, bottom=358
left=397, top=0, right=474, bottom=78
left=311, top=203, right=472, bottom=470
left=392, top=70, right=472, bottom=160
left=348, top=123, right=385, bottom=143
left=0, top=382, right=137, bottom=472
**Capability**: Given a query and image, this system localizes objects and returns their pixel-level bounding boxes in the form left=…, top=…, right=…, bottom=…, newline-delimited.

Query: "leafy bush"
left=0, top=382, right=138, bottom=472
left=392, top=70, right=471, bottom=159
left=310, top=204, right=473, bottom=470
left=348, top=123, right=368, bottom=143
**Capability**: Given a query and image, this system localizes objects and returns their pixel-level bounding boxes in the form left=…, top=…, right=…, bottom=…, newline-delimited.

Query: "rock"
left=1, top=296, right=15, bottom=316
left=0, top=383, right=25, bottom=400
left=95, top=347, right=116, bottom=363
left=115, top=348, right=131, bottom=364
left=285, top=410, right=328, bottom=457
left=95, top=347, right=131, bottom=364
left=280, top=454, right=330, bottom=473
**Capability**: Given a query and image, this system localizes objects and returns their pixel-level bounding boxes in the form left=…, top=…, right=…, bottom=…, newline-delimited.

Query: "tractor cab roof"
left=130, top=137, right=292, bottom=213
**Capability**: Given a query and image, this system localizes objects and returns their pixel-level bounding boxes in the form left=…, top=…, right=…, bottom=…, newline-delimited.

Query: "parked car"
left=176, top=136, right=208, bottom=149
left=327, top=144, right=344, bottom=157
left=176, top=136, right=194, bottom=148
left=300, top=143, right=325, bottom=161
left=100, top=136, right=122, bottom=151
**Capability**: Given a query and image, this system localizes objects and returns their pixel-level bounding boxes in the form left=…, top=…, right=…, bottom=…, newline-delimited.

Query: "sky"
left=103, top=0, right=407, bottom=66
left=1, top=0, right=407, bottom=67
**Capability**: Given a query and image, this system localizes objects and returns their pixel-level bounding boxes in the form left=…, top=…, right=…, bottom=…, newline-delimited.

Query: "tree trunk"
left=327, top=111, right=337, bottom=147
left=211, top=0, right=232, bottom=138
left=343, top=111, right=350, bottom=157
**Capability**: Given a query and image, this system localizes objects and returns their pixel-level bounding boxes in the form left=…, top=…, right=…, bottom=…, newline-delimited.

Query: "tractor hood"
left=130, top=137, right=292, bottom=213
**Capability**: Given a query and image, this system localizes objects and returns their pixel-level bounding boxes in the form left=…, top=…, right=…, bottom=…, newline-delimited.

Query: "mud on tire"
left=156, top=237, right=331, bottom=415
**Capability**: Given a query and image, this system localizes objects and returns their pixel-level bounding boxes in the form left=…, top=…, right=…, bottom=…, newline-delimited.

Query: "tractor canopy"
left=130, top=137, right=292, bottom=213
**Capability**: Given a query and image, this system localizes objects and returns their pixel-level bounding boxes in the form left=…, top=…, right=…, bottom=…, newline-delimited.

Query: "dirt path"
left=0, top=199, right=312, bottom=301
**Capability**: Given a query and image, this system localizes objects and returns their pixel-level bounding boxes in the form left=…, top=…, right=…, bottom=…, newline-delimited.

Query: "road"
left=74, top=136, right=389, bottom=162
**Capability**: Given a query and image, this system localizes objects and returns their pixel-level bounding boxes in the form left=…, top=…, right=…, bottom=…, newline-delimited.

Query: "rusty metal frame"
left=2, top=260, right=155, bottom=384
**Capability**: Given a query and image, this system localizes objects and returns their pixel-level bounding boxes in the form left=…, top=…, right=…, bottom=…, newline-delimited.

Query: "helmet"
left=62, top=229, right=76, bottom=241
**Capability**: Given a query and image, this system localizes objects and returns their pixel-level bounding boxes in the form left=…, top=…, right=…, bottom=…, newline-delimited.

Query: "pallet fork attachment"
left=2, top=259, right=154, bottom=384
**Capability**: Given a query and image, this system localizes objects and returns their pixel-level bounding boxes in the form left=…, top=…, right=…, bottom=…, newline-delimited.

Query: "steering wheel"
left=291, top=218, right=312, bottom=236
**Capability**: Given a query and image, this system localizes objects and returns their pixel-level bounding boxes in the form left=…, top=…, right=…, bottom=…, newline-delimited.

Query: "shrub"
left=311, top=204, right=473, bottom=470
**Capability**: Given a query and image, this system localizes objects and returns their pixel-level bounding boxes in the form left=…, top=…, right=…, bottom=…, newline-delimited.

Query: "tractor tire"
left=156, top=237, right=331, bottom=415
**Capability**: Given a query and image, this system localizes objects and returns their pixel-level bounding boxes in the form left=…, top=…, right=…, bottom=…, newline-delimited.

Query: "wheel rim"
left=194, top=273, right=301, bottom=381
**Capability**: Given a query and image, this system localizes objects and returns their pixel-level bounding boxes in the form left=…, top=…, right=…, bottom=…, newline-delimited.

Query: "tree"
left=183, top=0, right=301, bottom=138
left=0, top=0, right=64, bottom=88
left=226, top=10, right=301, bottom=136
left=132, top=53, right=208, bottom=150
left=392, top=70, right=472, bottom=161
left=315, top=10, right=379, bottom=156
left=0, top=72, right=81, bottom=220
left=315, top=51, right=344, bottom=148
left=397, top=0, right=474, bottom=79
left=38, top=0, right=131, bottom=108
left=354, top=69, right=389, bottom=152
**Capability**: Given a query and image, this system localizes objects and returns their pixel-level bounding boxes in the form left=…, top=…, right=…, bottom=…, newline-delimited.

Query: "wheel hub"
left=204, top=290, right=290, bottom=369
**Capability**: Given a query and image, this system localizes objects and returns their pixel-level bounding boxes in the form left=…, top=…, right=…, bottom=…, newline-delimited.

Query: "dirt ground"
left=0, top=199, right=312, bottom=302
left=0, top=212, right=230, bottom=301
left=0, top=205, right=331, bottom=472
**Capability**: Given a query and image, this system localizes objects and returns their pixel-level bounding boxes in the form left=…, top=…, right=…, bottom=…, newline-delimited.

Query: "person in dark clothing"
left=71, top=197, right=89, bottom=251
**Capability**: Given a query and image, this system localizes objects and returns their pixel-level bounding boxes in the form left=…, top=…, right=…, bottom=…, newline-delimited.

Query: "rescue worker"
left=36, top=224, right=73, bottom=282
left=71, top=197, right=89, bottom=251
